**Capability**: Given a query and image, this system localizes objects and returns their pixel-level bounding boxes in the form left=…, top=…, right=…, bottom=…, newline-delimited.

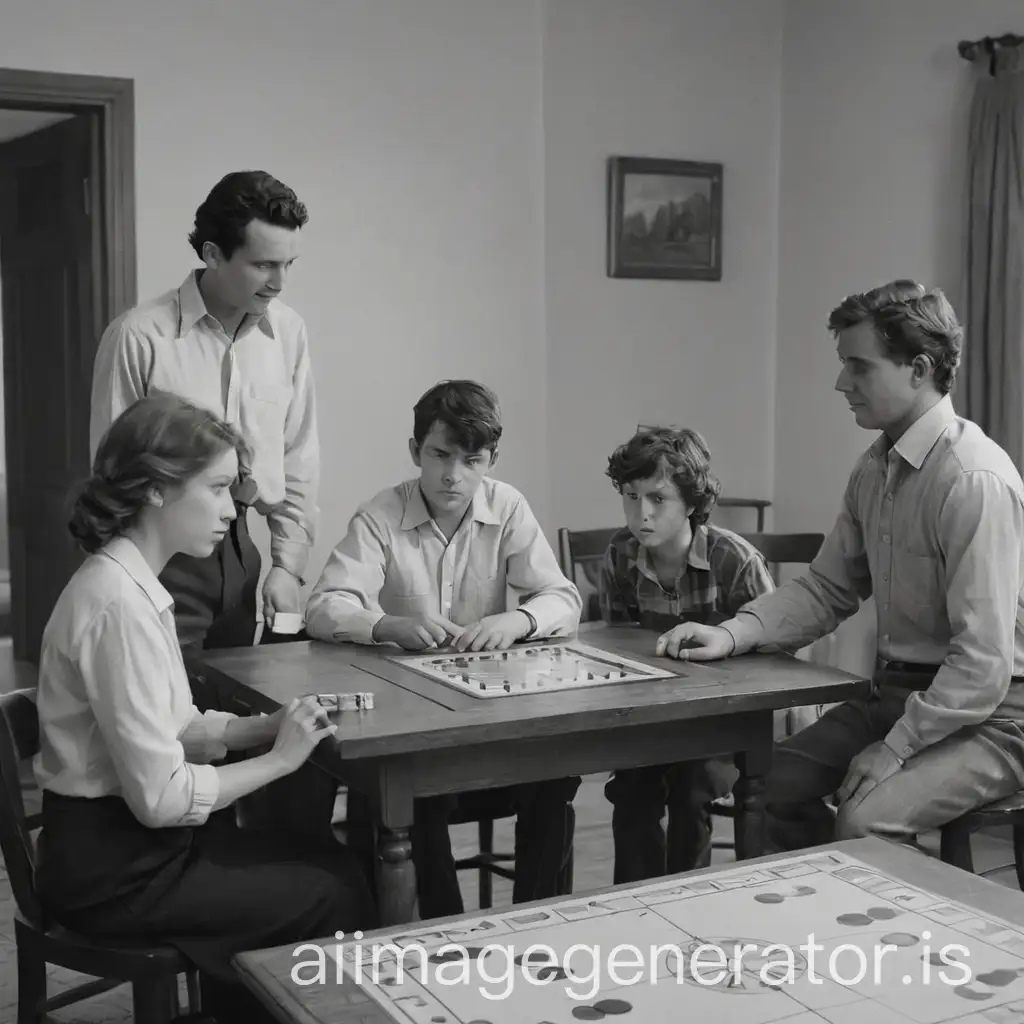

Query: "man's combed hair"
left=68, top=394, right=250, bottom=554
left=827, top=279, right=963, bottom=395
left=188, top=170, right=308, bottom=260
left=413, top=380, right=503, bottom=454
left=606, top=426, right=721, bottom=526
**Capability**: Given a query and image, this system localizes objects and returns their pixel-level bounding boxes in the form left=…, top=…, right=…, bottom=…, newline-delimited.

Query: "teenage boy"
left=599, top=426, right=775, bottom=880
left=305, top=379, right=583, bottom=918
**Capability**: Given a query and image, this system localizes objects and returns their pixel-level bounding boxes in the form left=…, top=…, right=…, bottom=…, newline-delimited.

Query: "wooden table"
left=198, top=626, right=869, bottom=926
left=233, top=836, right=1024, bottom=1024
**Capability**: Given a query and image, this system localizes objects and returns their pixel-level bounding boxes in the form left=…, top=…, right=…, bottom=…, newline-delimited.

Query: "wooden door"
left=0, top=113, right=103, bottom=663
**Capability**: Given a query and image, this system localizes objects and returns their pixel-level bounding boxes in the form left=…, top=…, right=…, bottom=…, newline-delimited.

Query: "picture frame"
left=606, top=156, right=723, bottom=281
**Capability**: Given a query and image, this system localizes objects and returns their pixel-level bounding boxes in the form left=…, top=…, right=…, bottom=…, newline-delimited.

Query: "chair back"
left=556, top=527, right=618, bottom=620
left=0, top=688, right=44, bottom=928
left=740, top=532, right=825, bottom=583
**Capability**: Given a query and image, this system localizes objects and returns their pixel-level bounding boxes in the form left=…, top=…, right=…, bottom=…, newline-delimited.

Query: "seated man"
left=654, top=280, right=1024, bottom=852
left=599, top=426, right=775, bottom=880
left=305, top=379, right=583, bottom=918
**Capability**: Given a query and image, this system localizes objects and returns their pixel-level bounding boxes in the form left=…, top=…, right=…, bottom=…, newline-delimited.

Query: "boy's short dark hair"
left=606, top=426, right=721, bottom=526
left=188, top=170, right=308, bottom=260
left=826, top=279, right=962, bottom=395
left=412, top=380, right=503, bottom=454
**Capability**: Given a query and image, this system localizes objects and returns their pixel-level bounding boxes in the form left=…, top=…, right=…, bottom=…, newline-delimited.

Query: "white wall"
left=0, top=0, right=548, bottom=593
left=774, top=0, right=1024, bottom=675
left=544, top=0, right=785, bottom=533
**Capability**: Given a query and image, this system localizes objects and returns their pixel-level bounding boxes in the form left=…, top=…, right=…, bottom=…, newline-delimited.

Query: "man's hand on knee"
left=837, top=740, right=904, bottom=807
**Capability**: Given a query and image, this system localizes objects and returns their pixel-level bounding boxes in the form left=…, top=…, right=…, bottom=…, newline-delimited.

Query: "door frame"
left=0, top=67, right=136, bottom=322
left=0, top=68, right=136, bottom=659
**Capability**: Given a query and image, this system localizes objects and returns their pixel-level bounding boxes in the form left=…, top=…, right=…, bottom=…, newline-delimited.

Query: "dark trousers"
left=409, top=778, right=581, bottom=919
left=36, top=794, right=377, bottom=1024
left=605, top=757, right=738, bottom=883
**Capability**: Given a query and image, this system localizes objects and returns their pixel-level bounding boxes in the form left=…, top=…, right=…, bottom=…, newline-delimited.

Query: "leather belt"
left=876, top=658, right=1024, bottom=686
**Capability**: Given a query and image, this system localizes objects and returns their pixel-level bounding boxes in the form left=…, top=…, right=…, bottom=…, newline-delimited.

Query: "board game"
left=386, top=639, right=677, bottom=699
left=319, top=848, right=1024, bottom=1023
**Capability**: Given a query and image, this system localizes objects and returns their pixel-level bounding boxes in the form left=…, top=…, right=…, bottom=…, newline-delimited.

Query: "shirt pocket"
left=890, top=546, right=943, bottom=633
left=242, top=381, right=292, bottom=443
left=464, top=550, right=504, bottom=617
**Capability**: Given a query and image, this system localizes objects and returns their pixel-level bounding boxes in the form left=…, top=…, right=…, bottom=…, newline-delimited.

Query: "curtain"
left=959, top=44, right=1024, bottom=470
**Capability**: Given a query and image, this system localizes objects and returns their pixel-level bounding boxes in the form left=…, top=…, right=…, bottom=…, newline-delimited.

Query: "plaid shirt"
left=599, top=523, right=775, bottom=631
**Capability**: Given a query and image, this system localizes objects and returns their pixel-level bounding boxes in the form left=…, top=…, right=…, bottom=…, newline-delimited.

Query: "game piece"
left=388, top=639, right=675, bottom=699
left=327, top=848, right=1024, bottom=1023
left=313, top=692, right=375, bottom=711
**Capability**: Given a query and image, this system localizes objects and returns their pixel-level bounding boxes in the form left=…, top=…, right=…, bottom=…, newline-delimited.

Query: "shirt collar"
left=176, top=270, right=275, bottom=340
left=101, top=536, right=174, bottom=615
left=636, top=523, right=711, bottom=577
left=868, top=394, right=955, bottom=469
left=399, top=480, right=502, bottom=531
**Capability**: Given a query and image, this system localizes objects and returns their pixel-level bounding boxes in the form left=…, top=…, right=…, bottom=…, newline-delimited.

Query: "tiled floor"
left=0, top=638, right=1021, bottom=1022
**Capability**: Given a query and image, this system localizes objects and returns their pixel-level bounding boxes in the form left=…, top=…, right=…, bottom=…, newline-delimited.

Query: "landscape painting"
left=607, top=157, right=722, bottom=280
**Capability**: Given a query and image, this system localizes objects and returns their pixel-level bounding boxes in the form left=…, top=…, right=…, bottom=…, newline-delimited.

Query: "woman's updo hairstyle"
left=69, top=394, right=250, bottom=554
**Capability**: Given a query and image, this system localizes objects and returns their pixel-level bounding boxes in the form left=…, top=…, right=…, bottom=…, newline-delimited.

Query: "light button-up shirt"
left=305, top=478, right=582, bottom=645
left=34, top=537, right=238, bottom=828
left=725, top=395, right=1024, bottom=761
left=88, top=271, right=320, bottom=579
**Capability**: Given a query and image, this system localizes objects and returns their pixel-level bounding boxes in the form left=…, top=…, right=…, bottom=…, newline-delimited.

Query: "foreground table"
left=199, top=625, right=869, bottom=925
left=234, top=836, right=1024, bottom=1024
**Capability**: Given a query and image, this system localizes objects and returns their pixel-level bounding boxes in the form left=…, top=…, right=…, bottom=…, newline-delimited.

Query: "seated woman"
left=32, top=393, right=377, bottom=1024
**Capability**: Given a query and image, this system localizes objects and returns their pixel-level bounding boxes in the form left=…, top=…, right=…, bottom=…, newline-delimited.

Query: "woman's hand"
left=269, top=696, right=337, bottom=773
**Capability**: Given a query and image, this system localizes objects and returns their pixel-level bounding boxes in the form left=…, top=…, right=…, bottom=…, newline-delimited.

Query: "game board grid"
left=389, top=639, right=677, bottom=700
left=327, top=851, right=1024, bottom=1024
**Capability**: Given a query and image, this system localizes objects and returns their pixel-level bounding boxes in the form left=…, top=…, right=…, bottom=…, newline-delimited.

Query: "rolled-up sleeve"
left=179, top=708, right=235, bottom=764
left=77, top=607, right=219, bottom=827
left=504, top=496, right=582, bottom=638
left=305, top=511, right=390, bottom=645
left=885, top=471, right=1024, bottom=758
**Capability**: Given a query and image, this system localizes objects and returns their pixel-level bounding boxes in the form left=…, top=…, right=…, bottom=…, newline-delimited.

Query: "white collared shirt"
left=304, top=477, right=582, bottom=645
left=88, top=271, right=320, bottom=579
left=34, top=537, right=237, bottom=827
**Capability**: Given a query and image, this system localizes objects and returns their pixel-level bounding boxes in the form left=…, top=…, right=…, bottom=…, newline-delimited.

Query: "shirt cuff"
left=181, top=763, right=220, bottom=825
left=519, top=598, right=576, bottom=640
left=270, top=537, right=311, bottom=582
left=883, top=719, right=921, bottom=763
left=180, top=709, right=235, bottom=764
left=307, top=603, right=385, bottom=645
left=721, top=612, right=764, bottom=654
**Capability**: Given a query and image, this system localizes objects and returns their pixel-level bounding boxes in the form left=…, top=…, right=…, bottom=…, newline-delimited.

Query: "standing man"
left=89, top=171, right=319, bottom=670
left=655, top=280, right=1024, bottom=851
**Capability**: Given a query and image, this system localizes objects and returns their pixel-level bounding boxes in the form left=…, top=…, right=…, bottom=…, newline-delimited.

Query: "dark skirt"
left=36, top=790, right=377, bottom=1021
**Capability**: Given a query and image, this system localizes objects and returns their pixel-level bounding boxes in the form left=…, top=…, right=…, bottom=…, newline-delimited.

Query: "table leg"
left=378, top=825, right=417, bottom=925
left=734, top=739, right=772, bottom=860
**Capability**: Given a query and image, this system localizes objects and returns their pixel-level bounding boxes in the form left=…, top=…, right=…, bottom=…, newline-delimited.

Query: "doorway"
left=0, top=69, right=135, bottom=665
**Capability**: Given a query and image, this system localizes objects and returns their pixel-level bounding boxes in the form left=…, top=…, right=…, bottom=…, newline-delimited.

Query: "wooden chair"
left=939, top=793, right=1024, bottom=887
left=0, top=689, right=201, bottom=1024
left=451, top=794, right=519, bottom=910
left=710, top=532, right=826, bottom=851
left=556, top=527, right=619, bottom=621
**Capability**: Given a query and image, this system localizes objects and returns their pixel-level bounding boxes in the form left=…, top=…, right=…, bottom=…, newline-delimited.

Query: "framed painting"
left=607, top=156, right=723, bottom=280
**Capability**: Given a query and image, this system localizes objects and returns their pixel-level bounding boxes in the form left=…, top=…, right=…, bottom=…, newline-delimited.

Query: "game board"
left=320, top=849, right=1024, bottom=1024
left=386, top=640, right=677, bottom=698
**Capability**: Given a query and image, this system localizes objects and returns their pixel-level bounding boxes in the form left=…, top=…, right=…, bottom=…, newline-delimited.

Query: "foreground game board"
left=323, top=849, right=1024, bottom=1023
left=388, top=639, right=676, bottom=698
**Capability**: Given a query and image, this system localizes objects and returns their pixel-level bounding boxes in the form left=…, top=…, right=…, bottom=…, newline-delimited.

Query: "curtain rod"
left=958, top=33, right=1023, bottom=59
